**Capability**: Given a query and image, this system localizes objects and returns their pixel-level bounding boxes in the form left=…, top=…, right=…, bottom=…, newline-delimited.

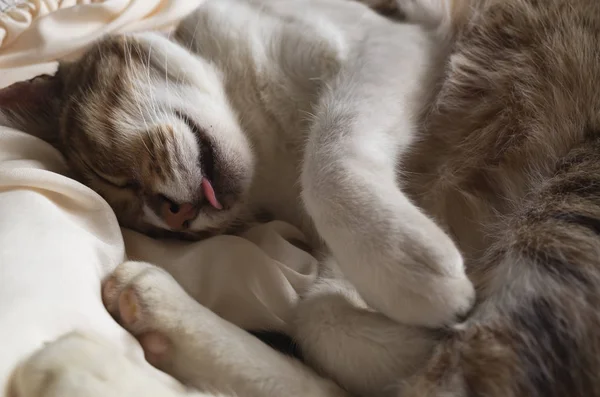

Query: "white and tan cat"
left=6, top=0, right=600, bottom=396
left=2, top=0, right=470, bottom=395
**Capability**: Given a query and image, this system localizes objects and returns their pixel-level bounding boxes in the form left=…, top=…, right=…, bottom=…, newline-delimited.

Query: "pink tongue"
left=201, top=178, right=223, bottom=210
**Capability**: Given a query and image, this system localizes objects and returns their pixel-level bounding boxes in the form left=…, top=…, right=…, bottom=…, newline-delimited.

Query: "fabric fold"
left=0, top=0, right=203, bottom=68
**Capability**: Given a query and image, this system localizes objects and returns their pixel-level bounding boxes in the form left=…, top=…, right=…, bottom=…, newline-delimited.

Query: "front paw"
left=102, top=261, right=198, bottom=368
left=345, top=223, right=475, bottom=328
left=9, top=332, right=190, bottom=397
left=102, top=261, right=245, bottom=391
left=101, top=261, right=345, bottom=397
left=388, top=227, right=475, bottom=327
left=403, top=269, right=475, bottom=327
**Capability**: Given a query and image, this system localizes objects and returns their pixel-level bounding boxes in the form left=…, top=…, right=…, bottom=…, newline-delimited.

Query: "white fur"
left=11, top=331, right=216, bottom=397
left=14, top=1, right=475, bottom=397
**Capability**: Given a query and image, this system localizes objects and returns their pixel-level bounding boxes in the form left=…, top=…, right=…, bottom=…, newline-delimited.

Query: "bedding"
left=0, top=1, right=318, bottom=393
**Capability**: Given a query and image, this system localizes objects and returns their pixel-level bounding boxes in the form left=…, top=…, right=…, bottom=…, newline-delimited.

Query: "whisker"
left=124, top=38, right=154, bottom=159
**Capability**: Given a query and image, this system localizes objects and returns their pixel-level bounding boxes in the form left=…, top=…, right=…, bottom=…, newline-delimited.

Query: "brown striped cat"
left=5, top=0, right=600, bottom=397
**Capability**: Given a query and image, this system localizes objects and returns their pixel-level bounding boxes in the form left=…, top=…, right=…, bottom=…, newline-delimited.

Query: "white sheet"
left=0, top=1, right=318, bottom=394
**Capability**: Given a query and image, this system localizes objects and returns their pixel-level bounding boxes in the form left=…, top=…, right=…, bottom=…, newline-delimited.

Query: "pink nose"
left=161, top=202, right=198, bottom=230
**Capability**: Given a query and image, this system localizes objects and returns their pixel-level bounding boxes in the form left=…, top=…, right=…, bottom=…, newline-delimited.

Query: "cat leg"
left=101, top=261, right=349, bottom=397
left=301, top=62, right=474, bottom=328
left=293, top=259, right=437, bottom=397
left=10, top=331, right=212, bottom=397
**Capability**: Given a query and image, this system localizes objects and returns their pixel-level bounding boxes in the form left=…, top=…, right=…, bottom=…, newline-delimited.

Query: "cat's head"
left=0, top=33, right=255, bottom=239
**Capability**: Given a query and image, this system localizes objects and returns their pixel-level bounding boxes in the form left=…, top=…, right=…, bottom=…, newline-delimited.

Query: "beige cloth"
left=0, top=0, right=202, bottom=68
left=0, top=1, right=318, bottom=394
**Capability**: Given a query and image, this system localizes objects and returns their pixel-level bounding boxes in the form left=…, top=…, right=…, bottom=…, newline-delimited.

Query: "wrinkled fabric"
left=0, top=0, right=203, bottom=68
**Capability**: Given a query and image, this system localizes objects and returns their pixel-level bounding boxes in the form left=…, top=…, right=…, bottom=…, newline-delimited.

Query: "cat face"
left=0, top=33, right=255, bottom=239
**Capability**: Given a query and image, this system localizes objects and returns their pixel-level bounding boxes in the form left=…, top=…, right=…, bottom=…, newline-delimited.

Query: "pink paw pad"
left=139, top=332, right=171, bottom=365
left=118, top=288, right=141, bottom=326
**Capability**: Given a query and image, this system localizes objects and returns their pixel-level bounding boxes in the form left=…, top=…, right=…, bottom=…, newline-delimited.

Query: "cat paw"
left=9, top=332, right=189, bottom=397
left=417, top=270, right=475, bottom=325
left=103, top=261, right=349, bottom=397
left=391, top=233, right=476, bottom=327
left=102, top=261, right=198, bottom=368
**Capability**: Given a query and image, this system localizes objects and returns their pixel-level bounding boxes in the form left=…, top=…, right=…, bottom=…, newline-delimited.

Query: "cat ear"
left=0, top=70, right=64, bottom=144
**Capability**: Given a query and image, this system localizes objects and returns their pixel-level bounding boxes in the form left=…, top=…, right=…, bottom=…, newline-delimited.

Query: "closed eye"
left=87, top=165, right=137, bottom=189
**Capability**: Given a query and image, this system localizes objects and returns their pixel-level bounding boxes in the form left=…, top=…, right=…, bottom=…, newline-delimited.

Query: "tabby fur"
left=401, top=0, right=600, bottom=395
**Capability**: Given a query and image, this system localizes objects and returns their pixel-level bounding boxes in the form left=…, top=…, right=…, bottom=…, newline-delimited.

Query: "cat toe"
left=436, top=274, right=476, bottom=325
left=412, top=273, right=476, bottom=327
left=102, top=261, right=158, bottom=317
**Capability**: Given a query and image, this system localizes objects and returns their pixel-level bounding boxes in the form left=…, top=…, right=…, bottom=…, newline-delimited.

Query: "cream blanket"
left=0, top=1, right=318, bottom=394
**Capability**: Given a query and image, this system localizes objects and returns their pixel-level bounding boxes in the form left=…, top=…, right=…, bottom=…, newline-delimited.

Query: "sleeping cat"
left=1, top=0, right=474, bottom=328
left=5, top=0, right=600, bottom=396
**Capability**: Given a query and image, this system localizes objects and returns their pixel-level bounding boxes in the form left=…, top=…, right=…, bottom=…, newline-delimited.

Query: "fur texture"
left=1, top=0, right=475, bottom=328
left=400, top=0, right=600, bottom=395
left=5, top=0, right=600, bottom=397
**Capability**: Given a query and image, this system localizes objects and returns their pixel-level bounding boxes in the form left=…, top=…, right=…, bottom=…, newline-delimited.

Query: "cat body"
left=1, top=0, right=473, bottom=324
left=3, top=0, right=471, bottom=395
left=5, top=0, right=600, bottom=397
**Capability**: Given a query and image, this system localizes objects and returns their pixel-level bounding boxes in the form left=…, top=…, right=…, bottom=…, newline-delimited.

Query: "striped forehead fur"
left=37, top=30, right=255, bottom=238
